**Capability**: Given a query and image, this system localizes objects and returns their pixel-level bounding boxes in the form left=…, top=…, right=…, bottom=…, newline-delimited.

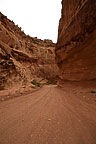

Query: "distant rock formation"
left=56, top=0, right=96, bottom=82
left=0, top=12, right=58, bottom=89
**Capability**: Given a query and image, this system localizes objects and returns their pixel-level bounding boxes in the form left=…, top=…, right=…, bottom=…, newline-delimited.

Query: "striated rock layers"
left=56, top=0, right=96, bottom=82
left=0, top=12, right=58, bottom=89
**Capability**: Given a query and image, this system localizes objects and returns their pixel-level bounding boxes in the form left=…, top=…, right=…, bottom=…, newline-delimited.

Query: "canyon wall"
left=56, top=0, right=96, bottom=82
left=0, top=12, right=58, bottom=89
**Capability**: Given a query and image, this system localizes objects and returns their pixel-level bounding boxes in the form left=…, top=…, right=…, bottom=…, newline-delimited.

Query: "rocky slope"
left=0, top=12, right=58, bottom=90
left=56, top=0, right=96, bottom=82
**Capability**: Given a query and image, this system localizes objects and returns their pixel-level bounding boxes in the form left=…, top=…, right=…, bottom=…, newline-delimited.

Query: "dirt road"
left=0, top=85, right=96, bottom=144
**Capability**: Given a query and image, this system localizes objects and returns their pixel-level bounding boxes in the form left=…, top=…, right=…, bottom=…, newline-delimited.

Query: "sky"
left=0, top=0, right=62, bottom=43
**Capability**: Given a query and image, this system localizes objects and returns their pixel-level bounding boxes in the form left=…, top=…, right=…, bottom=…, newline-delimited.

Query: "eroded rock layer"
left=56, top=0, right=96, bottom=81
left=0, top=12, right=58, bottom=89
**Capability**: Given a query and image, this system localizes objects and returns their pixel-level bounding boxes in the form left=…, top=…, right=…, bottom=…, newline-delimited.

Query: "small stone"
left=48, top=119, right=51, bottom=121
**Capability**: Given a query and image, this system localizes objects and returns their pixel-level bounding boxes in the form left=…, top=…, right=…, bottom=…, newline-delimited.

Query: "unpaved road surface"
left=0, top=85, right=96, bottom=144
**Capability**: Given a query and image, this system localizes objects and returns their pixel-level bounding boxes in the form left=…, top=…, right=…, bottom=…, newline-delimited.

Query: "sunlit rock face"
left=0, top=12, right=58, bottom=89
left=56, top=0, right=96, bottom=82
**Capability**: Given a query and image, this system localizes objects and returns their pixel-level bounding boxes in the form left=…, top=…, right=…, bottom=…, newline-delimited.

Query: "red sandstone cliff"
left=0, top=12, right=58, bottom=90
left=56, top=0, right=96, bottom=82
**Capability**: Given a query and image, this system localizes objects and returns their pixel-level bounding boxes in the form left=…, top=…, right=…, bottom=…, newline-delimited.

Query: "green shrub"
left=31, top=86, right=35, bottom=88
left=90, top=91, right=96, bottom=93
left=31, top=80, right=41, bottom=87
left=46, top=81, right=57, bottom=85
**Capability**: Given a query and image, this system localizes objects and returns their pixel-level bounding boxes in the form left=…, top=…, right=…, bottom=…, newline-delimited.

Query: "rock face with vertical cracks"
left=56, top=0, right=96, bottom=82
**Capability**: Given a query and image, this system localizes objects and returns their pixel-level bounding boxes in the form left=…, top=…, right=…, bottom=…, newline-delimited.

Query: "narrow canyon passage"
left=0, top=85, right=96, bottom=144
